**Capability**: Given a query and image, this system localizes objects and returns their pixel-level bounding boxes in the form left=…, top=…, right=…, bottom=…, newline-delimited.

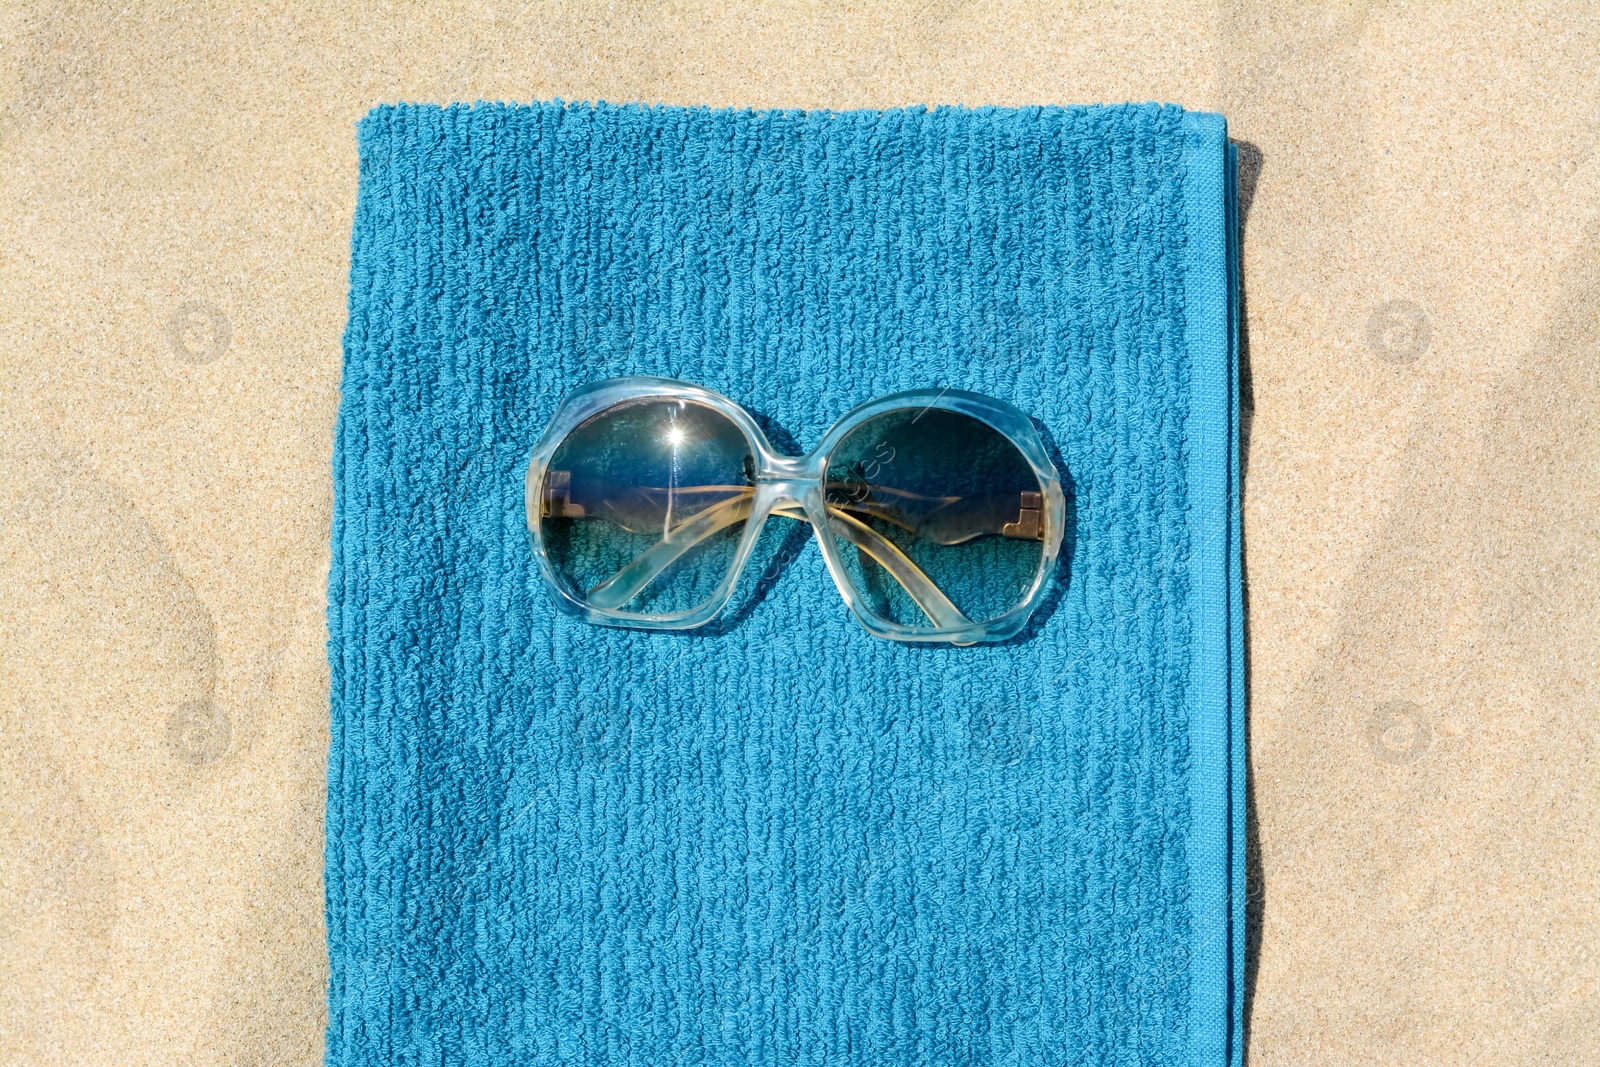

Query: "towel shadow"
left=1233, top=137, right=1263, bottom=1064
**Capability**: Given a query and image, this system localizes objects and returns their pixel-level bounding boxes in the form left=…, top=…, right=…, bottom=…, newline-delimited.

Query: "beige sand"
left=2, top=3, right=1596, bottom=1064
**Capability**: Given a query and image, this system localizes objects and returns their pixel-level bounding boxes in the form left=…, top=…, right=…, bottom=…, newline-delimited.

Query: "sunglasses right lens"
left=539, top=398, right=756, bottom=617
left=824, top=407, right=1047, bottom=629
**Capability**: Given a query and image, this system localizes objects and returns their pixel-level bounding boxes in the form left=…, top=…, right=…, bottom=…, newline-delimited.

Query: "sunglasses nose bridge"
left=755, top=450, right=827, bottom=504
left=758, top=480, right=815, bottom=511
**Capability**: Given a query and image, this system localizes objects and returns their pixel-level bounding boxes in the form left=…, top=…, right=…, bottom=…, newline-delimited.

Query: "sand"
left=2, top=3, right=1596, bottom=1064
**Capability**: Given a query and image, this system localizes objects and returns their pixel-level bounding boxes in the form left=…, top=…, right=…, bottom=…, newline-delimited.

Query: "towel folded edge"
left=1180, top=109, right=1246, bottom=1067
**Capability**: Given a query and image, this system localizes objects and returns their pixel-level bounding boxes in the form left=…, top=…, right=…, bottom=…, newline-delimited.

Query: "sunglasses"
left=525, top=378, right=1066, bottom=644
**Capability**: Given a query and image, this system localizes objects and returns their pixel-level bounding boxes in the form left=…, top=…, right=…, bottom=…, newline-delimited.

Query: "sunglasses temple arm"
left=821, top=508, right=970, bottom=629
left=586, top=495, right=755, bottom=610
left=585, top=496, right=969, bottom=629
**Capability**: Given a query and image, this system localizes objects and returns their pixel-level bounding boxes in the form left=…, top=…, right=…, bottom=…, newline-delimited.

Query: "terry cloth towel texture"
left=328, top=102, right=1244, bottom=1067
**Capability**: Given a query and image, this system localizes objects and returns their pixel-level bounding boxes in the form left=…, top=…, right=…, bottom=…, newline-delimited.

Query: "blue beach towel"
left=328, top=102, right=1244, bottom=1067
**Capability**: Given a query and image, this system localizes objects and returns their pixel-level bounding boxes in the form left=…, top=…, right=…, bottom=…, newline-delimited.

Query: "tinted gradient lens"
left=825, top=407, right=1046, bottom=628
left=539, top=398, right=756, bottom=616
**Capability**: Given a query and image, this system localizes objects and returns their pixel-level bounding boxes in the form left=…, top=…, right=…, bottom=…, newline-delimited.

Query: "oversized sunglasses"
left=525, top=378, right=1067, bottom=644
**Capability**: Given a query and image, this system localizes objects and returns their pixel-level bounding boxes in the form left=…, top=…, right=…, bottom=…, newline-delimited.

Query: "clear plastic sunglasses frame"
left=524, top=377, right=1067, bottom=644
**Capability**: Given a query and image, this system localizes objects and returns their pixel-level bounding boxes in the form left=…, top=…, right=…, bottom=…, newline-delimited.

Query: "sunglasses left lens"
left=539, top=398, right=756, bottom=617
